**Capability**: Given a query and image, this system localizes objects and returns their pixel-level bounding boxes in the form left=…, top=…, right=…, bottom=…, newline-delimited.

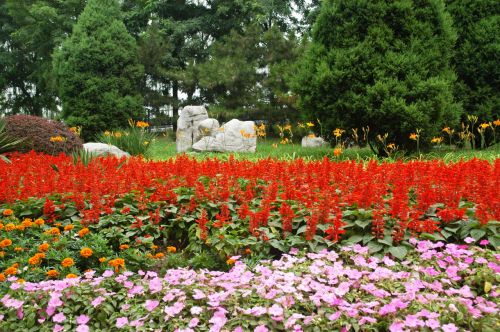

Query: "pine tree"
left=292, top=0, right=462, bottom=152
left=53, top=0, right=144, bottom=140
left=447, top=0, right=500, bottom=122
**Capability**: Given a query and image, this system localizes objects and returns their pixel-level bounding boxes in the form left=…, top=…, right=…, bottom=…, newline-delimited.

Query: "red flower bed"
left=0, top=152, right=499, bottom=247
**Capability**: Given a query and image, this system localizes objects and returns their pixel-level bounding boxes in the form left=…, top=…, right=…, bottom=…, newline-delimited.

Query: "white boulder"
left=192, top=119, right=257, bottom=153
left=83, top=143, right=130, bottom=158
left=176, top=105, right=209, bottom=152
left=301, top=136, right=329, bottom=148
left=198, top=118, right=220, bottom=137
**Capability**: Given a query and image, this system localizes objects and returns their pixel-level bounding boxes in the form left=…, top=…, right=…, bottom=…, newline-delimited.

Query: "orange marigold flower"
left=22, top=219, right=33, bottom=227
left=154, top=252, right=165, bottom=259
left=80, top=247, right=93, bottom=258
left=167, top=246, right=176, bottom=253
left=38, top=243, right=50, bottom=252
left=146, top=253, right=154, bottom=259
left=245, top=248, right=252, bottom=255
left=64, top=224, right=74, bottom=231
left=0, top=239, right=12, bottom=248
left=119, top=244, right=129, bottom=250
left=78, top=228, right=90, bottom=237
left=61, top=257, right=74, bottom=268
left=45, top=227, right=61, bottom=236
left=0, top=273, right=5, bottom=282
left=98, top=257, right=107, bottom=263
left=5, top=266, right=17, bottom=275
left=0, top=223, right=3, bottom=231
left=16, top=225, right=25, bottom=231
left=14, top=247, right=23, bottom=252
left=5, top=223, right=15, bottom=232
left=46, top=270, right=59, bottom=278
left=151, top=244, right=158, bottom=250
left=0, top=251, right=4, bottom=258
left=16, top=279, right=25, bottom=284
left=2, top=209, right=13, bottom=216
left=226, top=258, right=236, bottom=265
left=108, top=258, right=125, bottom=272
left=34, top=218, right=45, bottom=226
left=66, top=274, right=78, bottom=279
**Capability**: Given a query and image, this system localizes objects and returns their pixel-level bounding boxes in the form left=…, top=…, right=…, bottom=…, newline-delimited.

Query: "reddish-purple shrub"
left=5, top=115, right=83, bottom=155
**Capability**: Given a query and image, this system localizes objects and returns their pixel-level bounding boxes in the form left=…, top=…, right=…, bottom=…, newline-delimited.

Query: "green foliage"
left=4, top=115, right=82, bottom=155
left=446, top=0, right=500, bottom=122
left=199, top=24, right=301, bottom=123
left=96, top=121, right=157, bottom=156
left=0, top=117, right=23, bottom=162
left=0, top=0, right=85, bottom=116
left=292, top=0, right=462, bottom=153
left=53, top=0, right=144, bottom=140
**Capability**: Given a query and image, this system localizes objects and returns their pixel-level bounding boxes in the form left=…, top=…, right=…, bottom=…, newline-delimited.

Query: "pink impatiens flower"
left=52, top=313, right=66, bottom=323
left=254, top=325, right=269, bottom=332
left=116, top=317, right=129, bottom=328
left=76, top=314, right=90, bottom=325
left=144, top=299, right=159, bottom=312
left=442, top=323, right=458, bottom=332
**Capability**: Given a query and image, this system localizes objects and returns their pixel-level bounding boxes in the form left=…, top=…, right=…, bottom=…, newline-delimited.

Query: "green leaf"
left=296, top=225, right=307, bottom=235
left=346, top=235, right=363, bottom=244
left=470, top=229, right=486, bottom=241
left=388, top=246, right=408, bottom=259
left=367, top=241, right=383, bottom=253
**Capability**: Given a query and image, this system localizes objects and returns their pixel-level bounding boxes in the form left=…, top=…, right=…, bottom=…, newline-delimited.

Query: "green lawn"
left=148, top=136, right=500, bottom=162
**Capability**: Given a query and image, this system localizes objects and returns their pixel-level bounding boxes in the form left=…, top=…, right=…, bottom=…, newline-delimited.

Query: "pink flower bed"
left=1, top=240, right=498, bottom=331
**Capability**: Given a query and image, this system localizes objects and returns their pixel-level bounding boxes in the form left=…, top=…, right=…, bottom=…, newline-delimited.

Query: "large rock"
left=301, top=135, right=329, bottom=148
left=192, top=119, right=257, bottom=153
left=198, top=118, right=220, bottom=137
left=176, top=105, right=209, bottom=152
left=83, top=143, right=130, bottom=158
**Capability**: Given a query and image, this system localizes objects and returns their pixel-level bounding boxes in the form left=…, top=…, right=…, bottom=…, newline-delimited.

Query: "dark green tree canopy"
left=53, top=0, right=144, bottom=140
left=292, top=0, right=462, bottom=151
left=447, top=0, right=500, bottom=122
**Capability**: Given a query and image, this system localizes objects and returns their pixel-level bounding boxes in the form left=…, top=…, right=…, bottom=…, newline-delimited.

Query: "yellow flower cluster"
left=50, top=136, right=67, bottom=143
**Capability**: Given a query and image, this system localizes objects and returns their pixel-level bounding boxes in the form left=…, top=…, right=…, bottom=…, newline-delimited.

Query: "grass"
left=148, top=136, right=500, bottom=162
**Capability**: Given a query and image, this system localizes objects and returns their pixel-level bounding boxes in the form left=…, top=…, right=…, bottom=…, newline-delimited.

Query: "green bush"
left=96, top=120, right=157, bottom=156
left=0, top=117, right=23, bottom=162
left=4, top=115, right=82, bottom=155
left=53, top=0, right=144, bottom=141
left=291, top=0, right=462, bottom=153
left=447, top=0, right=500, bottom=123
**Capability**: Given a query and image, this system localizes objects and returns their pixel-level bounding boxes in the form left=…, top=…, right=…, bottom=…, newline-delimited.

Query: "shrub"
left=0, top=117, right=23, bottom=162
left=4, top=115, right=82, bottom=155
left=96, top=120, right=157, bottom=156
left=291, top=0, right=462, bottom=153
left=446, top=0, right=500, bottom=123
left=53, top=0, right=144, bottom=141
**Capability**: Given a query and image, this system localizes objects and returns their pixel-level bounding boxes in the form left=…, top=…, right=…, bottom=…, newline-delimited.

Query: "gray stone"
left=83, top=143, right=130, bottom=158
left=176, top=105, right=209, bottom=152
left=301, top=136, right=329, bottom=148
left=192, top=119, right=257, bottom=153
left=198, top=118, right=220, bottom=137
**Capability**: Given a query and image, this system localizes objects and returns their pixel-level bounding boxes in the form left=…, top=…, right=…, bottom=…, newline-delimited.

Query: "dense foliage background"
left=0, top=0, right=498, bottom=142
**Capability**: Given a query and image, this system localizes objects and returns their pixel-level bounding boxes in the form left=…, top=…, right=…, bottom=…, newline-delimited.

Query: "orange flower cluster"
left=28, top=253, right=45, bottom=265
left=108, top=258, right=125, bottom=272
left=0, top=239, right=12, bottom=248
left=78, top=228, right=90, bottom=237
left=80, top=248, right=93, bottom=258
left=61, top=257, right=75, bottom=268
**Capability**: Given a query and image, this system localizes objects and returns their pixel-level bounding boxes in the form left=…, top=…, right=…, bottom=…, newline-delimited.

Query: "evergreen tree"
left=447, top=0, right=500, bottom=122
left=292, top=0, right=462, bottom=152
left=53, top=0, right=144, bottom=140
left=0, top=0, right=85, bottom=116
